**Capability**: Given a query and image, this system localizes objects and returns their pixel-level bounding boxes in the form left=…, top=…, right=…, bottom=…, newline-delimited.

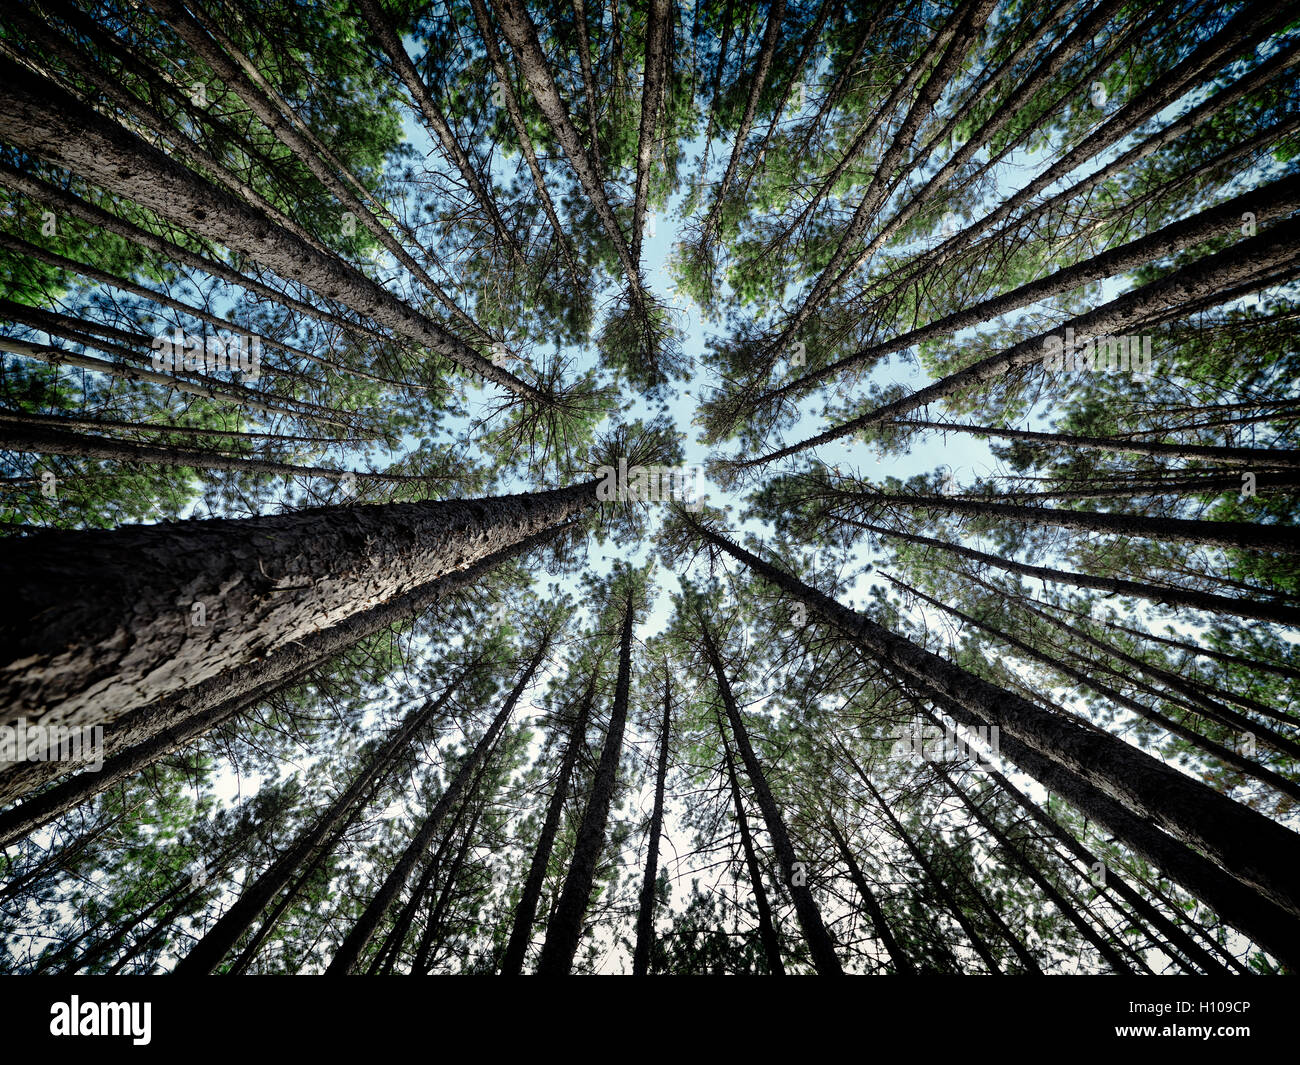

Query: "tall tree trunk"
left=173, top=666, right=475, bottom=974
left=325, top=641, right=549, bottom=974
left=718, top=711, right=785, bottom=975
left=767, top=173, right=1300, bottom=406
left=698, top=0, right=785, bottom=251
left=841, top=516, right=1300, bottom=628
left=742, top=212, right=1300, bottom=467
left=929, top=764, right=1134, bottom=973
left=845, top=485, right=1299, bottom=556
left=903, top=678, right=1300, bottom=968
left=697, top=608, right=843, bottom=974
left=0, top=477, right=596, bottom=731
left=0, top=517, right=570, bottom=829
left=466, top=0, right=580, bottom=284
left=890, top=419, right=1300, bottom=471
left=855, top=769, right=1004, bottom=974
left=631, top=0, right=671, bottom=264
left=823, top=814, right=913, bottom=974
left=888, top=574, right=1300, bottom=803
left=535, top=586, right=636, bottom=974
left=0, top=55, right=544, bottom=401
left=353, top=0, right=524, bottom=267
left=632, top=668, right=672, bottom=975
left=688, top=519, right=1300, bottom=923
left=497, top=674, right=597, bottom=975
left=490, top=0, right=645, bottom=305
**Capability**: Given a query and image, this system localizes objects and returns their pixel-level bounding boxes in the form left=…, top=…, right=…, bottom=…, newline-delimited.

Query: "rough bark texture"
left=0, top=478, right=596, bottom=730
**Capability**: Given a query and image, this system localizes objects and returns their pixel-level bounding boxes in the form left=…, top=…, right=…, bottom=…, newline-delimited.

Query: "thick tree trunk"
left=889, top=575, right=1300, bottom=803
left=961, top=736, right=1235, bottom=975
left=0, top=477, right=596, bottom=730
left=535, top=587, right=635, bottom=974
left=632, top=670, right=672, bottom=975
left=905, top=682, right=1300, bottom=969
left=0, top=514, right=583, bottom=816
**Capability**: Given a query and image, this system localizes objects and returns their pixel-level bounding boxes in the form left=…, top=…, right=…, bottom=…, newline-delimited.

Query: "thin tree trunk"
left=841, top=516, right=1300, bottom=628
left=698, top=0, right=785, bottom=250
left=325, top=642, right=548, bottom=974
left=855, top=769, right=1004, bottom=974
left=535, top=586, right=636, bottom=974
left=742, top=212, right=1300, bottom=468
left=0, top=55, right=545, bottom=402
left=466, top=0, right=581, bottom=285
left=498, top=675, right=597, bottom=975
left=889, top=419, right=1300, bottom=471
left=824, top=814, right=913, bottom=974
left=631, top=0, right=671, bottom=264
left=173, top=666, right=475, bottom=974
left=697, top=609, right=843, bottom=974
left=632, top=668, right=672, bottom=974
left=930, top=764, right=1134, bottom=973
left=718, top=712, right=784, bottom=975
left=688, top=519, right=1300, bottom=922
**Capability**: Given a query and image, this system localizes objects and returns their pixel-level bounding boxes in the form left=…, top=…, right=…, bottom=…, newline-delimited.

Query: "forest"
left=0, top=0, right=1297, bottom=978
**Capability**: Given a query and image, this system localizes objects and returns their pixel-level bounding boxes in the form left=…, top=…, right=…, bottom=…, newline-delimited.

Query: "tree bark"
left=688, top=519, right=1300, bottom=922
left=498, top=674, right=597, bottom=975
left=324, top=642, right=548, bottom=973
left=632, top=668, right=672, bottom=974
left=0, top=477, right=596, bottom=730
left=535, top=585, right=635, bottom=974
